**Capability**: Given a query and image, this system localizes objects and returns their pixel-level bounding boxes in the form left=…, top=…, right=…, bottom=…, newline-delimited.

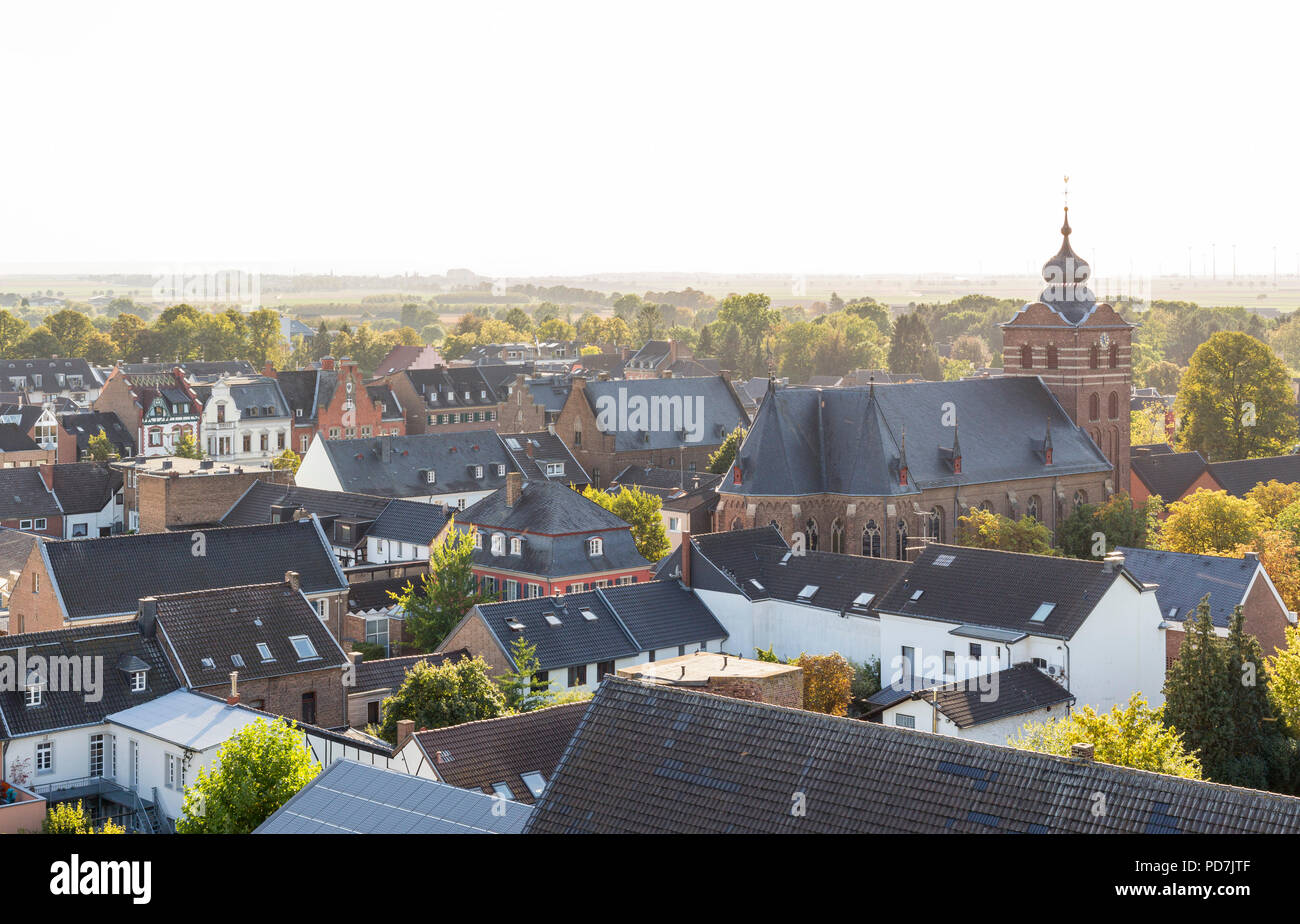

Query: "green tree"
left=271, top=448, right=301, bottom=474
left=172, top=431, right=203, bottom=459
left=1266, top=624, right=1300, bottom=735
left=42, top=800, right=125, bottom=834
left=956, top=507, right=1054, bottom=554
left=716, top=293, right=777, bottom=377
left=1057, top=493, right=1158, bottom=559
left=1141, top=360, right=1182, bottom=393
left=1010, top=693, right=1202, bottom=778
left=378, top=655, right=508, bottom=741
left=1159, top=489, right=1262, bottom=554
left=497, top=635, right=556, bottom=713
left=888, top=312, right=941, bottom=379
left=86, top=427, right=115, bottom=461
left=177, top=717, right=320, bottom=833
left=45, top=309, right=97, bottom=356
left=580, top=484, right=671, bottom=562
left=706, top=425, right=747, bottom=474
left=0, top=310, right=31, bottom=358
left=1175, top=330, right=1298, bottom=460
left=392, top=521, right=497, bottom=650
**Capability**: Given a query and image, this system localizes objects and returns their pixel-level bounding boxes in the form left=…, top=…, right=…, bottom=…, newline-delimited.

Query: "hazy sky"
left=3, top=1, right=1298, bottom=278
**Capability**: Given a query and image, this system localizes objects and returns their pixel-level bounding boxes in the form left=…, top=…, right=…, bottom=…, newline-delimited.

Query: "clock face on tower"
left=1099, top=333, right=1110, bottom=349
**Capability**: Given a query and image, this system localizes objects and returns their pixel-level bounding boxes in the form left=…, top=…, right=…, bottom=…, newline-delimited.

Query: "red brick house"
left=269, top=357, right=405, bottom=455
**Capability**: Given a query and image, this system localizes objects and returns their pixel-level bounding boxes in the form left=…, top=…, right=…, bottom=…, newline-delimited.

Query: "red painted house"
left=458, top=473, right=654, bottom=599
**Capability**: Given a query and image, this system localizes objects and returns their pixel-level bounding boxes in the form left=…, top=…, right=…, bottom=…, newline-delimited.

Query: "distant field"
left=3, top=273, right=1299, bottom=315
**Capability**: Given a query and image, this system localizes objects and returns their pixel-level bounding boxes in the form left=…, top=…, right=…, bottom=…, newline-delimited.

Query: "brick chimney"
left=505, top=471, right=522, bottom=507
left=138, top=596, right=158, bottom=638
left=1070, top=742, right=1094, bottom=761
left=262, top=361, right=277, bottom=378
left=227, top=671, right=240, bottom=705
left=396, top=718, right=416, bottom=750
left=37, top=462, right=54, bottom=491
left=680, top=532, right=692, bottom=587
left=285, top=570, right=301, bottom=591
left=525, top=440, right=534, bottom=459
left=320, top=356, right=335, bottom=371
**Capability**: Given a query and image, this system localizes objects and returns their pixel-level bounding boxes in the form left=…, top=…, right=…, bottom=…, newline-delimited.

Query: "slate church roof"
left=727, top=377, right=1110, bottom=499
left=524, top=677, right=1300, bottom=834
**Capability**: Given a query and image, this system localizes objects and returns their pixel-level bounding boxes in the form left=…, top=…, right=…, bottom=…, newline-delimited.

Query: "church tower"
left=1001, top=206, right=1133, bottom=496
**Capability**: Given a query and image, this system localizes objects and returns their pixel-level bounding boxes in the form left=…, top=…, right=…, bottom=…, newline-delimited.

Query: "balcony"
left=31, top=775, right=171, bottom=833
left=0, top=781, right=46, bottom=834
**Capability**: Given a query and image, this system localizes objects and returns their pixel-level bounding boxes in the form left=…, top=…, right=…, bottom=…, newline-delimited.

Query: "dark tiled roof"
left=461, top=481, right=647, bottom=579
left=352, top=649, right=471, bottom=693
left=610, top=465, right=722, bottom=497
left=413, top=701, right=588, bottom=804
left=318, top=431, right=515, bottom=498
left=525, top=677, right=1300, bottom=833
left=58, top=411, right=135, bottom=457
left=403, top=366, right=503, bottom=408
left=667, top=526, right=909, bottom=613
left=365, top=383, right=403, bottom=419
left=925, top=663, right=1075, bottom=728
left=0, top=624, right=180, bottom=738
left=593, top=581, right=728, bottom=653
left=581, top=376, right=749, bottom=451
left=728, top=379, right=1109, bottom=498
left=873, top=543, right=1125, bottom=640
left=0, top=358, right=103, bottom=391
left=275, top=370, right=321, bottom=421
left=467, top=591, right=635, bottom=672
left=155, top=581, right=348, bottom=687
left=0, top=423, right=39, bottom=452
left=253, top=759, right=532, bottom=833
left=501, top=431, right=591, bottom=486
left=0, top=527, right=43, bottom=586
left=1130, top=450, right=1209, bottom=501
left=346, top=577, right=416, bottom=614
left=1207, top=454, right=1300, bottom=497
left=1118, top=546, right=1265, bottom=629
left=51, top=462, right=122, bottom=515
left=220, top=480, right=391, bottom=528
left=43, top=519, right=348, bottom=621
left=0, top=468, right=61, bottom=519
left=366, top=499, right=448, bottom=546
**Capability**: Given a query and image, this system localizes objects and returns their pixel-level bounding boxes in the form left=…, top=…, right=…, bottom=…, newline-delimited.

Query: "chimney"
left=262, top=361, right=277, bottom=378
left=396, top=718, right=416, bottom=750
left=320, top=356, right=335, bottom=371
left=37, top=462, right=54, bottom=491
left=380, top=435, right=392, bottom=464
left=1070, top=742, right=1095, bottom=761
left=348, top=651, right=362, bottom=668
left=505, top=471, right=522, bottom=507
left=285, top=570, right=301, bottom=591
left=138, top=596, right=158, bottom=638
left=1102, top=550, right=1125, bottom=573
left=227, top=671, right=240, bottom=705
left=680, top=531, right=692, bottom=587
left=525, top=440, right=534, bottom=459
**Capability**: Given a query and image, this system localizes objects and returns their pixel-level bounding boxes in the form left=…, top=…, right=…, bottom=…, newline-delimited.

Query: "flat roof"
left=617, top=651, right=801, bottom=687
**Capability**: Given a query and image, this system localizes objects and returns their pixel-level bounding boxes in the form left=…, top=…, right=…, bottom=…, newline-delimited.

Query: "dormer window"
left=510, top=536, right=522, bottom=555
left=491, top=533, right=506, bottom=556
left=474, top=465, right=484, bottom=478
left=588, top=537, right=604, bottom=556
left=130, top=670, right=147, bottom=692
left=425, top=469, right=436, bottom=484
left=24, top=672, right=44, bottom=707
left=474, top=531, right=483, bottom=549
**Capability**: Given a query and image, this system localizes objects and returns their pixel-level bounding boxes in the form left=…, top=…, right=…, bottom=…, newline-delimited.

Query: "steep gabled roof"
left=366, top=499, right=449, bottom=546
left=501, top=431, right=590, bottom=486
left=0, top=467, right=61, bottom=519
left=524, top=677, right=1300, bottom=833
left=221, top=480, right=392, bottom=527
left=58, top=411, right=135, bottom=457
left=874, top=543, right=1131, bottom=640
left=922, top=663, right=1075, bottom=728
left=317, top=431, right=514, bottom=498
left=0, top=623, right=180, bottom=738
left=51, top=462, right=122, bottom=515
left=1118, top=546, right=1269, bottom=629
left=1207, top=454, right=1300, bottom=497
left=352, top=649, right=471, bottom=693
left=728, top=378, right=1110, bottom=497
left=154, top=580, right=348, bottom=687
left=42, top=519, right=347, bottom=621
left=1129, top=449, right=1210, bottom=501
left=411, top=701, right=588, bottom=803
left=581, top=376, right=748, bottom=451
left=467, top=590, right=636, bottom=672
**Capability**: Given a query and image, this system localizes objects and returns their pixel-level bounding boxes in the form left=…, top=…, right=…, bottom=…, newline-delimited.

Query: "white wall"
left=367, top=537, right=431, bottom=565
left=63, top=496, right=121, bottom=539
left=881, top=698, right=1071, bottom=746
left=694, top=587, right=880, bottom=665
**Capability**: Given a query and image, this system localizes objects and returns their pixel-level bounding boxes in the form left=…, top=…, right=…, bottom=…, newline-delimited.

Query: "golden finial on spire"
left=1061, top=175, right=1071, bottom=236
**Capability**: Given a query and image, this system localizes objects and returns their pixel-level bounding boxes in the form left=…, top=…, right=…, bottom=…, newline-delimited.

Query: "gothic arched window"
left=862, top=520, right=881, bottom=558
left=831, top=519, right=844, bottom=555
left=925, top=507, right=943, bottom=542
left=1108, top=391, right=1119, bottom=420
left=1109, top=342, right=1119, bottom=368
left=1089, top=392, right=1100, bottom=421
left=1047, top=345, right=1058, bottom=369
left=805, top=518, right=819, bottom=551
left=895, top=520, right=909, bottom=560
left=730, top=517, right=744, bottom=531
left=1026, top=494, right=1040, bottom=522
left=1089, top=344, right=1100, bottom=369
left=1021, top=344, right=1033, bottom=369
left=1073, top=490, right=1087, bottom=509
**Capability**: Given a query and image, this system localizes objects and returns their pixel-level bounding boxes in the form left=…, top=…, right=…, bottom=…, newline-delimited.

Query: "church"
left=714, top=208, right=1133, bottom=559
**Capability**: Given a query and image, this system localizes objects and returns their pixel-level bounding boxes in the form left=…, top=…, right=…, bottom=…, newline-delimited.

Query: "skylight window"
left=289, top=635, right=318, bottom=659
left=580, top=609, right=597, bottom=621
left=231, top=653, right=245, bottom=667
left=1030, top=603, right=1056, bottom=623
left=256, top=642, right=274, bottom=662
left=852, top=592, right=875, bottom=608
left=201, top=657, right=215, bottom=670
left=933, top=554, right=956, bottom=567
left=796, top=584, right=819, bottom=601
left=544, top=613, right=562, bottom=627
left=750, top=579, right=765, bottom=592
left=490, top=782, right=515, bottom=800
left=506, top=617, right=526, bottom=631
left=521, top=771, right=547, bottom=798
left=910, top=589, right=924, bottom=601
